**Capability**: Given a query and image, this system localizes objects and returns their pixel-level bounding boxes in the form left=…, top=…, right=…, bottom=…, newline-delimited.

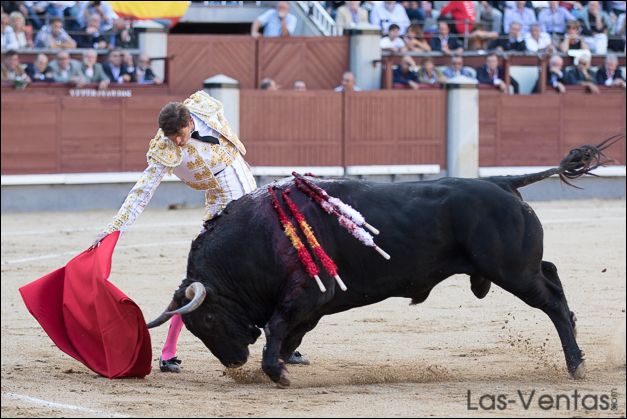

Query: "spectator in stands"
left=596, top=54, right=626, bottom=88
left=538, top=1, right=576, bottom=36
left=17, top=2, right=45, bottom=31
left=503, top=1, right=537, bottom=35
left=535, top=54, right=567, bottom=93
left=9, top=11, right=32, bottom=49
left=334, top=1, right=368, bottom=32
left=430, top=20, right=462, bottom=55
left=25, top=52, right=54, bottom=82
left=334, top=71, right=361, bottom=91
left=477, top=1, right=503, bottom=35
left=34, top=16, right=76, bottom=49
left=490, top=21, right=526, bottom=52
left=525, top=23, right=554, bottom=53
left=467, top=21, right=498, bottom=51
left=380, top=23, right=407, bottom=53
left=251, top=1, right=297, bottom=38
left=565, top=51, right=600, bottom=94
left=80, top=48, right=109, bottom=89
left=404, top=24, right=431, bottom=52
left=260, top=77, right=278, bottom=90
left=393, top=55, right=419, bottom=89
left=1, top=49, right=30, bottom=86
left=1, top=12, right=19, bottom=50
left=370, top=1, right=410, bottom=35
left=560, top=20, right=590, bottom=52
left=402, top=1, right=425, bottom=23
left=608, top=1, right=626, bottom=16
left=609, top=9, right=625, bottom=52
left=438, top=1, right=476, bottom=35
left=476, top=52, right=519, bottom=94
left=417, top=57, right=446, bottom=84
left=442, top=54, right=475, bottom=79
left=293, top=80, right=307, bottom=91
left=75, top=13, right=107, bottom=49
left=136, top=54, right=162, bottom=85
left=49, top=50, right=83, bottom=85
left=102, top=48, right=134, bottom=84
left=122, top=51, right=135, bottom=77
left=420, top=1, right=440, bottom=34
left=107, top=18, right=134, bottom=49
left=574, top=1, right=611, bottom=54
left=79, top=1, right=116, bottom=32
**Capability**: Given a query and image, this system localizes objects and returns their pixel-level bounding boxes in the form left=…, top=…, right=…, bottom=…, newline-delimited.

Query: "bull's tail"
left=499, top=134, right=623, bottom=190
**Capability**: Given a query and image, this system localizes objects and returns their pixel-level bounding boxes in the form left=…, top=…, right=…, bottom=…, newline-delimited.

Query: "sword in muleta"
left=292, top=172, right=391, bottom=260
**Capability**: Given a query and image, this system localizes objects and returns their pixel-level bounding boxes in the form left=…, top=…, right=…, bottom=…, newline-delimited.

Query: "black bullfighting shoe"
left=159, top=356, right=182, bottom=373
left=286, top=351, right=310, bottom=365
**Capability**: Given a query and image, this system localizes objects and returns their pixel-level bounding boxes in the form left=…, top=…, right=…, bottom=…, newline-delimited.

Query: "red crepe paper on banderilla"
left=19, top=231, right=152, bottom=378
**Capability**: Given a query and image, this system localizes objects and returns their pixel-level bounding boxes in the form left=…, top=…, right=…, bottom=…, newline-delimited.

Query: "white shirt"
left=380, top=36, right=406, bottom=50
left=524, top=31, right=552, bottom=52
left=369, top=2, right=410, bottom=35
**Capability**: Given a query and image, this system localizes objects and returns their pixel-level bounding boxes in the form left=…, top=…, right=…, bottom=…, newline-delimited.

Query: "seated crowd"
left=1, top=1, right=161, bottom=87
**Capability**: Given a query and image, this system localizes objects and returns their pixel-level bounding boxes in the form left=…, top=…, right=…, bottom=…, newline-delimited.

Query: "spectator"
left=107, top=18, right=134, bottom=49
left=9, top=11, right=32, bottom=49
left=334, top=71, right=361, bottom=91
left=102, top=48, right=134, bottom=83
left=48, top=50, right=83, bottom=85
left=1, top=12, right=19, bottom=50
left=608, top=1, right=626, bottom=16
left=393, top=55, right=419, bottom=89
left=538, top=1, right=576, bottom=36
left=370, top=1, right=410, bottom=35
left=439, top=1, right=476, bottom=35
left=574, top=1, right=611, bottom=54
left=1, top=49, right=30, bottom=86
left=420, top=0, right=440, bottom=34
left=404, top=24, right=431, bottom=52
left=25, top=52, right=54, bottom=82
left=80, top=48, right=109, bottom=89
left=476, top=52, right=519, bottom=93
left=79, top=1, right=116, bottom=32
left=20, top=2, right=45, bottom=30
left=442, top=54, right=475, bottom=79
left=34, top=16, right=76, bottom=49
left=335, top=1, right=368, bottom=32
left=260, top=77, right=278, bottom=90
left=565, top=51, right=600, bottom=93
left=430, top=20, right=462, bottom=55
left=467, top=21, right=498, bottom=51
left=490, top=21, right=526, bottom=52
left=75, top=13, right=107, bottom=49
left=503, top=1, right=537, bottom=35
left=525, top=23, right=554, bottom=53
left=477, top=1, right=503, bottom=34
left=380, top=23, right=407, bottom=53
left=608, top=12, right=625, bottom=52
left=535, top=54, right=567, bottom=93
left=122, top=50, right=135, bottom=77
left=417, top=57, right=446, bottom=84
left=595, top=54, right=626, bottom=88
left=293, top=80, right=307, bottom=91
left=251, top=1, right=297, bottom=38
left=402, top=1, right=425, bottom=23
left=560, top=20, right=590, bottom=52
left=136, top=54, right=162, bottom=85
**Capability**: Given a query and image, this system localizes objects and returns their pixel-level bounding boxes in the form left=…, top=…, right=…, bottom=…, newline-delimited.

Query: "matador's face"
left=171, top=117, right=194, bottom=147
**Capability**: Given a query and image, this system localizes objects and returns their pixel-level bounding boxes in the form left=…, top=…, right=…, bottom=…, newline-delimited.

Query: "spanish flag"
left=109, top=1, right=190, bottom=27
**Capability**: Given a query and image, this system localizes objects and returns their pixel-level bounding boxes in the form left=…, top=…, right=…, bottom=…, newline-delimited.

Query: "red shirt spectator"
left=439, top=1, right=476, bottom=35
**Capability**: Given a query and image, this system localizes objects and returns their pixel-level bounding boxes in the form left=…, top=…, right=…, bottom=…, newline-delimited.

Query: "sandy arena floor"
left=1, top=199, right=625, bottom=417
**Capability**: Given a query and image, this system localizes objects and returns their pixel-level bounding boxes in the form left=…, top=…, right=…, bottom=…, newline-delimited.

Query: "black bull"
left=148, top=139, right=619, bottom=387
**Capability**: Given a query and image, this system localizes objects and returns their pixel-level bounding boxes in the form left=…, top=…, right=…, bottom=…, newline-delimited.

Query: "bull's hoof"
left=276, top=374, right=291, bottom=388
left=570, top=360, right=586, bottom=380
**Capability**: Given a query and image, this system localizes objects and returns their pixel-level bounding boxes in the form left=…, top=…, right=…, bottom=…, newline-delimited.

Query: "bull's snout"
left=227, top=359, right=247, bottom=369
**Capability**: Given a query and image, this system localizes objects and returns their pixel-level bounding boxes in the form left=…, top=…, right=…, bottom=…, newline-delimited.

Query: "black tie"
left=191, top=131, right=220, bottom=144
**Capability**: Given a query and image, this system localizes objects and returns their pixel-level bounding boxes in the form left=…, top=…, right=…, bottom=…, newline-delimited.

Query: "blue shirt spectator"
left=34, top=17, right=77, bottom=49
left=251, top=1, right=297, bottom=37
left=537, top=1, right=576, bottom=35
left=503, top=1, right=537, bottom=35
left=370, top=1, right=410, bottom=35
left=442, top=55, right=475, bottom=79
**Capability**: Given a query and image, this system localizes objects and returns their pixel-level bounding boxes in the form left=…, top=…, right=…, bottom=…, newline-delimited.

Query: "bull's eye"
left=205, top=314, right=214, bottom=323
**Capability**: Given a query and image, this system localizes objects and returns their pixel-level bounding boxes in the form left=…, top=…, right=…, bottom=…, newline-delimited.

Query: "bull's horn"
left=146, top=282, right=207, bottom=329
left=167, top=282, right=207, bottom=316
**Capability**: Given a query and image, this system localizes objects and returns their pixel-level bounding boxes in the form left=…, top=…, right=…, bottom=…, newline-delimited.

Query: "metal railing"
left=296, top=1, right=340, bottom=36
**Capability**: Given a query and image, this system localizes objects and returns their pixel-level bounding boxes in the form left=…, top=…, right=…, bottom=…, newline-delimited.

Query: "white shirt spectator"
left=380, top=35, right=406, bottom=51
left=256, top=8, right=297, bottom=37
left=334, top=84, right=361, bottom=92
left=525, top=31, right=552, bottom=52
left=1, top=25, right=19, bottom=51
left=370, top=2, right=410, bottom=35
